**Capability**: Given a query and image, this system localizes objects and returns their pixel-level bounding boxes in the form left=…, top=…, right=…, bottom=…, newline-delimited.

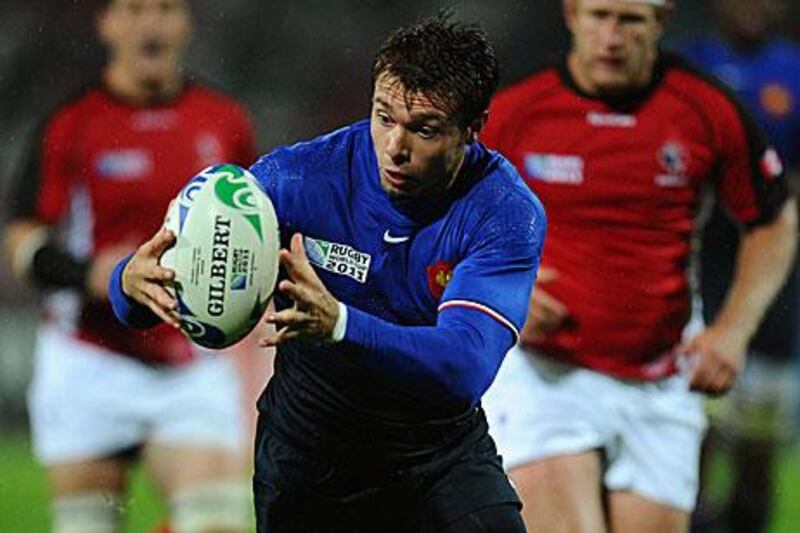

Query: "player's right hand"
left=121, top=227, right=180, bottom=328
left=519, top=267, right=568, bottom=345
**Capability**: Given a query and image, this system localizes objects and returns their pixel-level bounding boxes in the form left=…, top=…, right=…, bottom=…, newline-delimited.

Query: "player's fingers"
left=278, top=279, right=316, bottom=310
left=143, top=283, right=177, bottom=311
left=259, top=330, right=280, bottom=347
left=536, top=267, right=559, bottom=284
left=291, top=233, right=307, bottom=260
left=259, top=325, right=300, bottom=347
left=689, top=358, right=721, bottom=393
left=265, top=308, right=308, bottom=330
left=534, top=290, right=568, bottom=319
left=530, top=299, right=567, bottom=333
left=709, top=366, right=736, bottom=396
left=536, top=307, right=562, bottom=331
left=142, top=228, right=176, bottom=257
left=149, top=265, right=175, bottom=282
left=687, top=356, right=710, bottom=391
left=280, top=239, right=318, bottom=284
left=142, top=294, right=181, bottom=328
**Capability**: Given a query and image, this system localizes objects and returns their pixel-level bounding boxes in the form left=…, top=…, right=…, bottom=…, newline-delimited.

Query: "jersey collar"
left=557, top=51, right=673, bottom=110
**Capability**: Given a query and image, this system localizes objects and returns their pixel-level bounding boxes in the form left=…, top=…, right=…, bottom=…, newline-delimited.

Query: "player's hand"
left=679, top=325, right=747, bottom=396
left=87, top=243, right=137, bottom=301
left=121, top=227, right=180, bottom=328
left=519, top=267, right=568, bottom=345
left=260, top=233, right=340, bottom=346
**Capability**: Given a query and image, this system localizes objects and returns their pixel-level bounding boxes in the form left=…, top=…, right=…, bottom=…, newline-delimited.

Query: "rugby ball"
left=160, top=164, right=280, bottom=349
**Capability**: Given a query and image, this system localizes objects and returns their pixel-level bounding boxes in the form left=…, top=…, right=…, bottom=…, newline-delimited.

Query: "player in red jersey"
left=4, top=1, right=257, bottom=531
left=480, top=1, right=797, bottom=532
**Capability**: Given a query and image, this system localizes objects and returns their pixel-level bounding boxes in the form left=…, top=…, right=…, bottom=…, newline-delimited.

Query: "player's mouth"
left=383, top=168, right=412, bottom=190
left=596, top=56, right=625, bottom=70
left=140, top=39, right=167, bottom=59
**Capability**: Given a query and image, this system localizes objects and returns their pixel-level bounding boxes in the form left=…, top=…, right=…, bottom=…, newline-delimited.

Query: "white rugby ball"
left=160, top=164, right=280, bottom=349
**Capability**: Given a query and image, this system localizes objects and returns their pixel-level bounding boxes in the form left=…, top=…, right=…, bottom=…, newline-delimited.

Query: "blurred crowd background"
left=0, top=0, right=799, bottom=529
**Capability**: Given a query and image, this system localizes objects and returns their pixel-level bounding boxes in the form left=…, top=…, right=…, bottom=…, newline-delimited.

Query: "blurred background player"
left=3, top=0, right=257, bottom=531
left=481, top=0, right=797, bottom=532
left=111, top=12, right=546, bottom=532
left=681, top=1, right=800, bottom=532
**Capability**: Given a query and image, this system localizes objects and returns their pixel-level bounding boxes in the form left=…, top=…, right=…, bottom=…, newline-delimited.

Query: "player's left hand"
left=260, top=233, right=340, bottom=346
left=678, top=325, right=747, bottom=396
left=87, top=242, right=137, bottom=301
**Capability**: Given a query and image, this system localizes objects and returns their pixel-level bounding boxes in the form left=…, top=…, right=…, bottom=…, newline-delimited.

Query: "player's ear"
left=653, top=3, right=674, bottom=38
left=563, top=0, right=578, bottom=32
left=96, top=5, right=114, bottom=47
left=466, top=111, right=489, bottom=144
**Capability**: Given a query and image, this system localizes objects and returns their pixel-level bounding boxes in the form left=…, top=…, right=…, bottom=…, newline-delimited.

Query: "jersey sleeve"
left=440, top=187, right=547, bottom=338
left=10, top=110, right=76, bottom=224
left=716, top=97, right=789, bottom=228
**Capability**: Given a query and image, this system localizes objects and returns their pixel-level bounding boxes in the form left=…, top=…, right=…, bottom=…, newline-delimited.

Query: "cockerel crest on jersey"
left=427, top=261, right=454, bottom=301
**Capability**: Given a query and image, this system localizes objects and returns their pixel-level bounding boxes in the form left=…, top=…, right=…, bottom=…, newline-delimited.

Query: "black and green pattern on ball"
left=212, top=164, right=264, bottom=242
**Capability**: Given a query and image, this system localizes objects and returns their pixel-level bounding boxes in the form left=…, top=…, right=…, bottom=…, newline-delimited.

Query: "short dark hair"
left=372, top=11, right=500, bottom=128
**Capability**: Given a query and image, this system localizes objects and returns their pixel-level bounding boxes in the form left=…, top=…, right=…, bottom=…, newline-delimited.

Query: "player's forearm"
left=712, top=198, right=797, bottom=341
left=343, top=305, right=514, bottom=408
left=4, top=219, right=90, bottom=290
left=108, top=255, right=161, bottom=328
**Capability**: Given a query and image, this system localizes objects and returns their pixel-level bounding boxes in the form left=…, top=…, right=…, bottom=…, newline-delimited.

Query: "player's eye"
left=619, top=13, right=647, bottom=26
left=160, top=0, right=179, bottom=14
left=588, top=9, right=611, bottom=21
left=415, top=125, right=439, bottom=140
left=376, top=111, right=394, bottom=127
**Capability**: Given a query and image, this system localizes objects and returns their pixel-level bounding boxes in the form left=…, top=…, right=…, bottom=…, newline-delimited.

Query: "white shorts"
left=28, top=325, right=246, bottom=465
left=482, top=345, right=707, bottom=512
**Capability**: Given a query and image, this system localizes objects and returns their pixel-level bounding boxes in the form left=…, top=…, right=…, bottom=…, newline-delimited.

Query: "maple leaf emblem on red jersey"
left=760, top=148, right=783, bottom=180
left=426, top=261, right=454, bottom=301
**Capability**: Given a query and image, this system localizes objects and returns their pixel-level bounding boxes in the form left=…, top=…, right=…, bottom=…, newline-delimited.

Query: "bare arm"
left=684, top=197, right=798, bottom=394
left=4, top=218, right=135, bottom=300
left=518, top=267, right=569, bottom=346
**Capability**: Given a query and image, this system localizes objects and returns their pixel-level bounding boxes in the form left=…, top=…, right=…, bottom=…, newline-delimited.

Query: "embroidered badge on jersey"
left=524, top=153, right=584, bottom=184
left=760, top=83, right=793, bottom=118
left=760, top=148, right=784, bottom=180
left=304, top=236, right=372, bottom=283
left=426, top=261, right=454, bottom=301
left=95, top=149, right=152, bottom=181
left=655, top=141, right=690, bottom=188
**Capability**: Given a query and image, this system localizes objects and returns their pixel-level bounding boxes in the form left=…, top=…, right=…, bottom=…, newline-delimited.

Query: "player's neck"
left=566, top=52, right=654, bottom=98
left=103, top=62, right=183, bottom=106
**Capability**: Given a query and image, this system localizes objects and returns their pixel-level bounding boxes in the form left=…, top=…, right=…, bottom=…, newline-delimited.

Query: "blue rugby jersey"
left=681, top=37, right=800, bottom=168
left=250, top=119, right=545, bottom=453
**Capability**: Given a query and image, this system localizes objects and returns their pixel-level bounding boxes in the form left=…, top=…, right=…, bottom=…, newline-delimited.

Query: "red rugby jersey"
left=482, top=54, right=788, bottom=380
left=14, top=81, right=256, bottom=365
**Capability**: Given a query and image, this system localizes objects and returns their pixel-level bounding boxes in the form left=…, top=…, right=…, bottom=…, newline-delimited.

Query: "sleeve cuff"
left=108, top=254, right=160, bottom=328
left=330, top=301, right=348, bottom=342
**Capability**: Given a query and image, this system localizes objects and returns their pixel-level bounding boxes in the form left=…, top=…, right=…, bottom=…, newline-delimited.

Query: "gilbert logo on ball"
left=161, top=164, right=280, bottom=349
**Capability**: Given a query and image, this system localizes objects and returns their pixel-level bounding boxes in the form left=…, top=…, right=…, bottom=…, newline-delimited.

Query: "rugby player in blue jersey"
left=109, top=12, right=546, bottom=532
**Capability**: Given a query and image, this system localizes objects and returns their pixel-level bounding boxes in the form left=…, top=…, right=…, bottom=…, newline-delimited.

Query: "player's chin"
left=379, top=179, right=414, bottom=198
left=593, top=75, right=633, bottom=95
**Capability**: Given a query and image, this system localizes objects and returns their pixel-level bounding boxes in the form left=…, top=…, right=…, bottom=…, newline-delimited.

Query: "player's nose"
left=598, top=18, right=625, bottom=49
left=385, top=127, right=410, bottom=163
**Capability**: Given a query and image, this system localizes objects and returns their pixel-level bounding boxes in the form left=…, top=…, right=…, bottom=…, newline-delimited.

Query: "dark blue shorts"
left=252, top=412, right=522, bottom=532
